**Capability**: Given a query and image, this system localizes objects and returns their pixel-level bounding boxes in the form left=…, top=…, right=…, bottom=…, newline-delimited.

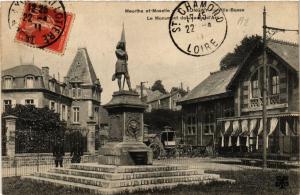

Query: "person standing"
left=53, top=140, right=65, bottom=167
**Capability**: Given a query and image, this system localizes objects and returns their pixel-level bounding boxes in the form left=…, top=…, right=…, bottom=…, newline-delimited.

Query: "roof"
left=179, top=67, right=239, bottom=104
left=227, top=38, right=299, bottom=89
left=147, top=90, right=183, bottom=103
left=2, top=65, right=42, bottom=77
left=267, top=39, right=299, bottom=72
left=66, top=48, right=98, bottom=85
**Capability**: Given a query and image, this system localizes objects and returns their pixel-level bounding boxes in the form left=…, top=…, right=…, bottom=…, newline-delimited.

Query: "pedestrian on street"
left=53, top=140, right=65, bottom=167
left=71, top=142, right=83, bottom=163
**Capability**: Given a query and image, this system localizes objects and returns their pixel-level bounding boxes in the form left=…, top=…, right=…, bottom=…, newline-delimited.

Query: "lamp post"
left=262, top=6, right=267, bottom=169
left=262, top=7, right=298, bottom=169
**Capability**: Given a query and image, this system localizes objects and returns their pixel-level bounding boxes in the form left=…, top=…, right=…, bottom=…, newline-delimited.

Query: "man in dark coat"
left=71, top=142, right=83, bottom=163
left=53, top=140, right=65, bottom=167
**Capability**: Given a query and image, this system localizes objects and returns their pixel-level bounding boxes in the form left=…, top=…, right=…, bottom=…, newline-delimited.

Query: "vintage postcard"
left=0, top=1, right=299, bottom=195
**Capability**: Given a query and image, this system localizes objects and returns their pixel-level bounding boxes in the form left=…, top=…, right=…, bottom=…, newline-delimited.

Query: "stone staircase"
left=22, top=163, right=235, bottom=194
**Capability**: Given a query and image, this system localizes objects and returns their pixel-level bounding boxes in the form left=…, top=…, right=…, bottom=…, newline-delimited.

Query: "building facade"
left=2, top=48, right=103, bottom=154
left=179, top=40, right=299, bottom=159
left=147, top=91, right=183, bottom=112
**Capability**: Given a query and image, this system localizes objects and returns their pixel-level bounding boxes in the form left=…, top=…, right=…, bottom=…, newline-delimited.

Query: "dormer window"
left=4, top=77, right=13, bottom=89
left=25, top=76, right=34, bottom=88
left=72, top=88, right=76, bottom=97
left=49, top=81, right=55, bottom=91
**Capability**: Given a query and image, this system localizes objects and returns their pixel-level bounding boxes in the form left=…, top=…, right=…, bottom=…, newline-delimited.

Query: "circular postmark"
left=8, top=1, right=67, bottom=48
left=8, top=1, right=25, bottom=30
left=169, top=1, right=227, bottom=57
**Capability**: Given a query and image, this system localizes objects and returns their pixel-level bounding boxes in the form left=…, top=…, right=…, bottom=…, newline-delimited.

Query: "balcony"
left=244, top=94, right=287, bottom=112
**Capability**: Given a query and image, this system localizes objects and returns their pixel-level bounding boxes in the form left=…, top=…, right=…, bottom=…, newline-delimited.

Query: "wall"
left=160, top=97, right=170, bottom=109
left=235, top=52, right=293, bottom=115
left=181, top=97, right=234, bottom=147
left=2, top=154, right=98, bottom=167
left=2, top=91, right=44, bottom=108
left=288, top=70, right=299, bottom=112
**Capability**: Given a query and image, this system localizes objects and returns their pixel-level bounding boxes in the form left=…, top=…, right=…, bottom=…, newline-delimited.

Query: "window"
left=25, top=76, right=34, bottom=88
left=77, top=88, right=81, bottom=98
left=61, top=105, right=66, bottom=120
left=25, top=99, right=34, bottom=105
left=3, top=100, right=12, bottom=111
left=49, top=82, right=55, bottom=91
left=203, top=107, right=215, bottom=134
left=4, top=77, right=13, bottom=89
left=73, top=107, right=79, bottom=123
left=271, top=76, right=279, bottom=94
left=251, top=71, right=260, bottom=98
left=186, top=115, right=196, bottom=135
left=72, top=88, right=76, bottom=98
left=50, top=101, right=55, bottom=111
left=270, top=68, right=280, bottom=95
left=60, top=86, right=64, bottom=94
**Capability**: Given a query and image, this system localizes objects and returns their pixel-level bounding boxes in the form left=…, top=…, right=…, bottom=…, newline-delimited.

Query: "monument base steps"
left=22, top=163, right=235, bottom=194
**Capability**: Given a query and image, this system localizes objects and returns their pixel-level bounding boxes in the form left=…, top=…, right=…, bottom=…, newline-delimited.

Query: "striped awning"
left=217, top=112, right=299, bottom=122
left=249, top=119, right=257, bottom=136
left=231, top=120, right=240, bottom=136
left=268, top=118, right=278, bottom=136
left=240, top=120, right=249, bottom=136
left=257, top=119, right=263, bottom=136
left=224, top=121, right=232, bottom=136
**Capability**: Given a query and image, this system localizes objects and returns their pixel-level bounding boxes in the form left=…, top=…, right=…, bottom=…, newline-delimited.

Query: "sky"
left=1, top=1, right=298, bottom=104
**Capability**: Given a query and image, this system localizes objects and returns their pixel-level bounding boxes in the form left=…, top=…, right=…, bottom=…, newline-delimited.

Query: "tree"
left=170, top=87, right=188, bottom=97
left=151, top=80, right=167, bottom=94
left=220, top=35, right=262, bottom=70
left=2, top=104, right=66, bottom=153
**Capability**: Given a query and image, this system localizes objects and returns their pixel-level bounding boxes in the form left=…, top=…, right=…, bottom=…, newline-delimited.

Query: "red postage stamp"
left=14, top=1, right=73, bottom=54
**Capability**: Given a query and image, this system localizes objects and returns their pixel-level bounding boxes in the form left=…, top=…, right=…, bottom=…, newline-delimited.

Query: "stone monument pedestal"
left=98, top=90, right=153, bottom=165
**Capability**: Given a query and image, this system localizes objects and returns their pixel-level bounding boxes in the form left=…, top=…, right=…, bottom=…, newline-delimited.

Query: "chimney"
left=42, top=67, right=49, bottom=77
left=42, top=67, right=49, bottom=88
left=180, top=82, right=183, bottom=89
left=187, top=86, right=190, bottom=92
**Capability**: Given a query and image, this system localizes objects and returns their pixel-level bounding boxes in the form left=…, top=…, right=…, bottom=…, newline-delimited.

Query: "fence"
left=2, top=153, right=97, bottom=177
left=13, top=130, right=88, bottom=154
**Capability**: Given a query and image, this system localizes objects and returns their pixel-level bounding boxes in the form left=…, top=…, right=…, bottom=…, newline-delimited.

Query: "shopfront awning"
left=224, top=121, right=232, bottom=136
left=240, top=120, right=249, bottom=136
left=257, top=119, right=263, bottom=136
left=217, top=112, right=299, bottom=122
left=231, top=120, right=240, bottom=136
left=268, top=118, right=278, bottom=136
left=249, top=119, right=257, bottom=136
